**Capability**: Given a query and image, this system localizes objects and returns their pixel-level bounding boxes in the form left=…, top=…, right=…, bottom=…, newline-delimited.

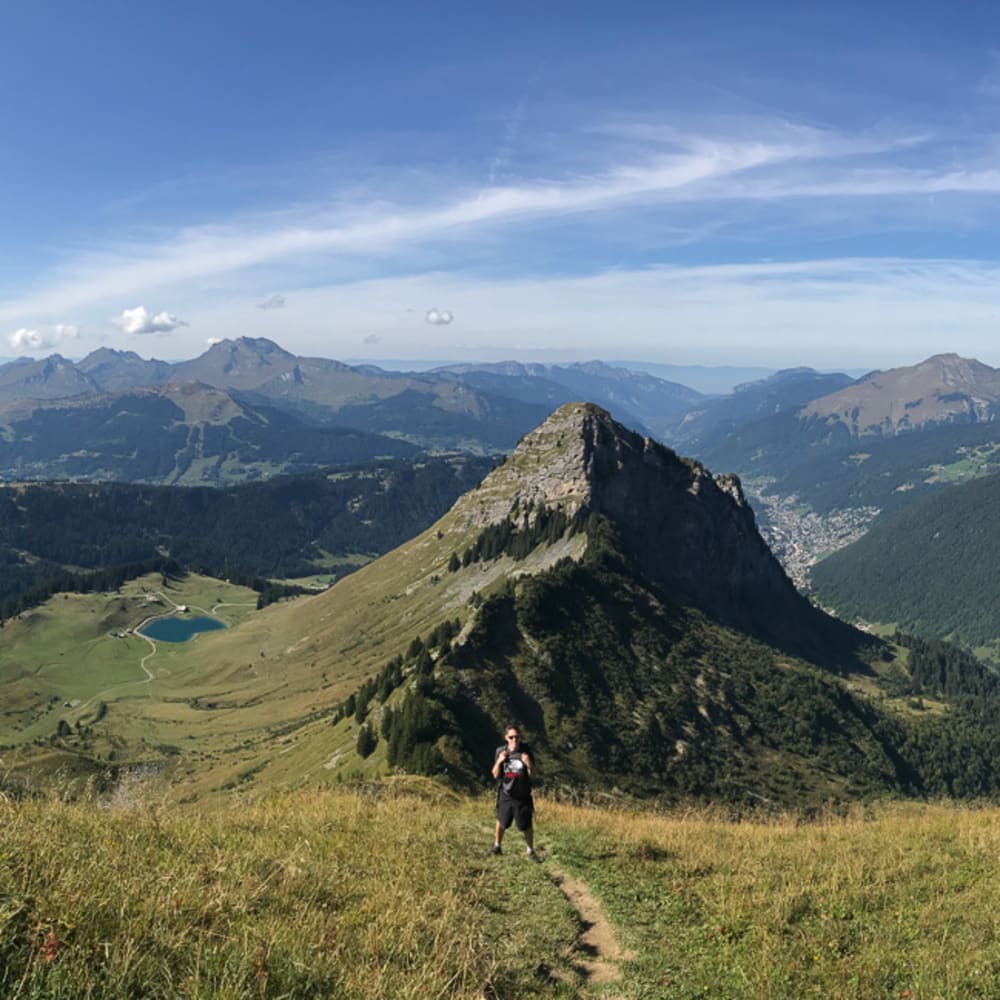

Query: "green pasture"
left=924, top=442, right=1000, bottom=484
left=0, top=573, right=259, bottom=750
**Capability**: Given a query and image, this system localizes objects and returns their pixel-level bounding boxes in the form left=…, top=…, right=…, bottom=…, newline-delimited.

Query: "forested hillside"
left=704, top=413, right=1000, bottom=516
left=0, top=454, right=494, bottom=615
left=810, top=471, right=1000, bottom=656
left=334, top=515, right=1000, bottom=803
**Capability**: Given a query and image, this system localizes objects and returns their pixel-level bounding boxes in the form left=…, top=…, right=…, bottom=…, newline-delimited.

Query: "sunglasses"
left=506, top=735, right=520, bottom=741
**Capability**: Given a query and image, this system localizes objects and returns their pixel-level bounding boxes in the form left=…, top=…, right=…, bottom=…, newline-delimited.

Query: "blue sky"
left=4, top=1, right=1000, bottom=369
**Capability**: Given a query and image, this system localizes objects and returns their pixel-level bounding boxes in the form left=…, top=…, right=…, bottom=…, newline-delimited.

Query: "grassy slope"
left=5, top=784, right=1000, bottom=999
left=0, top=474, right=585, bottom=796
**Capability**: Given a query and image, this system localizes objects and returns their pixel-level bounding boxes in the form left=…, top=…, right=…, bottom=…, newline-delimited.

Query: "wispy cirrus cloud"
left=2, top=117, right=1000, bottom=351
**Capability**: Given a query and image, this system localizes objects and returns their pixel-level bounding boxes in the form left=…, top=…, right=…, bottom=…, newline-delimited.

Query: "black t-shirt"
left=495, top=745, right=533, bottom=799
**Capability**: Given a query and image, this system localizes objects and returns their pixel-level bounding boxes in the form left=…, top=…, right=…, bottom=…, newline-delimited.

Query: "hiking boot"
left=489, top=844, right=502, bottom=856
left=526, top=847, right=541, bottom=862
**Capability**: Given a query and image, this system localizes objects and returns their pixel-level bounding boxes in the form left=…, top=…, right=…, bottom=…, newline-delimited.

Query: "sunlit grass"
left=7, top=784, right=1000, bottom=998
left=0, top=780, right=579, bottom=999
left=544, top=798, right=1000, bottom=998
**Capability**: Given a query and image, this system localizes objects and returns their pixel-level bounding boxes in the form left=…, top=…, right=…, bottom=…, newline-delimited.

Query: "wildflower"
left=39, top=930, right=60, bottom=963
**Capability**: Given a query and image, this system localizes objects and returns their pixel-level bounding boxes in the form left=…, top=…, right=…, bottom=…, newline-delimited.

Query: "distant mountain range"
left=801, top=354, right=1000, bottom=435
left=668, top=367, right=856, bottom=452
left=0, top=339, right=712, bottom=483
left=8, top=339, right=1000, bottom=602
left=684, top=354, right=1000, bottom=579
left=431, top=359, right=703, bottom=439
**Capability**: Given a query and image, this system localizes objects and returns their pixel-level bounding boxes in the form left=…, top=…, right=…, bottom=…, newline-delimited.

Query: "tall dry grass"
left=543, top=797, right=1000, bottom=998
left=9, top=784, right=1000, bottom=998
left=0, top=780, right=576, bottom=999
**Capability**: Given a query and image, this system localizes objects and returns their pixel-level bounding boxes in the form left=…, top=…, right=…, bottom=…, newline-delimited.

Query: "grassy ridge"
left=6, top=784, right=1000, bottom=998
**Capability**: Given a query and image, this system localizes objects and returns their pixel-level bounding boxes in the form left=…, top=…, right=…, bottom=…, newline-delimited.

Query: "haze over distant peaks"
left=0, top=354, right=101, bottom=400
left=670, top=366, right=856, bottom=449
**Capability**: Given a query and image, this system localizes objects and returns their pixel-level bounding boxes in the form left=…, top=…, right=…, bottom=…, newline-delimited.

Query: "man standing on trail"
left=490, top=726, right=538, bottom=860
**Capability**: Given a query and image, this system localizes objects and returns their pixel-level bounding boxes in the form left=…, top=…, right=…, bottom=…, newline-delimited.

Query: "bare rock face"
left=455, top=402, right=812, bottom=639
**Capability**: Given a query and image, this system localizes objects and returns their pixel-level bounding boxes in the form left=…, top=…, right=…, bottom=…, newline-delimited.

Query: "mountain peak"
left=803, top=353, right=1000, bottom=435
left=451, top=402, right=826, bottom=644
left=454, top=402, right=639, bottom=525
left=915, top=353, right=994, bottom=385
left=203, top=336, right=294, bottom=359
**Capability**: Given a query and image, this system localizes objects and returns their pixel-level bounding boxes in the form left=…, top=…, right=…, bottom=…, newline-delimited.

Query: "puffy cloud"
left=425, top=308, right=454, bottom=325
left=8, top=323, right=80, bottom=352
left=113, top=305, right=186, bottom=335
left=206, top=337, right=223, bottom=346
left=256, top=293, right=286, bottom=310
left=9, top=328, right=48, bottom=351
left=363, top=333, right=381, bottom=344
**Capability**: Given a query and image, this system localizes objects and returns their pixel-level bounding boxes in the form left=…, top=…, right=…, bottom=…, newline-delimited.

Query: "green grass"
left=0, top=782, right=581, bottom=999
left=542, top=798, right=1000, bottom=998
left=923, top=443, right=1000, bottom=484
left=0, top=574, right=260, bottom=749
left=0, top=487, right=588, bottom=799
left=8, top=787, right=1000, bottom=998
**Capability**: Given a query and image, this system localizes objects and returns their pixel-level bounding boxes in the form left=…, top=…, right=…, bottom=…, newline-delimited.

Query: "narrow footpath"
left=549, top=865, right=634, bottom=987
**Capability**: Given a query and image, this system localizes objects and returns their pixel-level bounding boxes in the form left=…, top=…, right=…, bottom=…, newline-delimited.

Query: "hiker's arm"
left=521, top=752, right=533, bottom=778
left=491, top=752, right=506, bottom=779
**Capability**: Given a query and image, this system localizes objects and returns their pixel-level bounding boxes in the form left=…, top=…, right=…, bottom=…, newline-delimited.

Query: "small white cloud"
left=363, top=333, right=381, bottom=344
left=256, top=293, right=286, bottom=310
left=9, top=328, right=48, bottom=352
left=113, top=305, right=186, bottom=335
left=425, top=307, right=454, bottom=325
left=206, top=337, right=223, bottom=347
left=8, top=323, right=81, bottom=352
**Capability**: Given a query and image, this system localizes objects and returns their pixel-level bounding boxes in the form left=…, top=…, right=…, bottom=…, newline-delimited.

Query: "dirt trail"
left=550, top=867, right=634, bottom=985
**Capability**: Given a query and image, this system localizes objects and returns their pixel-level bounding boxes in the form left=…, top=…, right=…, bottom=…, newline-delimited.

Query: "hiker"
left=490, top=725, right=538, bottom=859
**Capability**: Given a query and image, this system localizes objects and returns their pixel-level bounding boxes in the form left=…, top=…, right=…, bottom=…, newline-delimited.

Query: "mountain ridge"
left=801, top=352, right=1000, bottom=436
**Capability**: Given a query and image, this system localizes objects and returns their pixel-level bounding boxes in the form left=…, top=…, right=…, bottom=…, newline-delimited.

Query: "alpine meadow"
left=9, top=5, right=1000, bottom=999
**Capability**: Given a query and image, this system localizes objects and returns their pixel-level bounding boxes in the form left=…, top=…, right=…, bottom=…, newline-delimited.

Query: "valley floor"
left=741, top=478, right=879, bottom=589
left=4, top=780, right=1000, bottom=998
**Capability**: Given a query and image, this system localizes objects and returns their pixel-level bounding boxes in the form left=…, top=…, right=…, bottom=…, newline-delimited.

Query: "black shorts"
left=496, top=793, right=533, bottom=831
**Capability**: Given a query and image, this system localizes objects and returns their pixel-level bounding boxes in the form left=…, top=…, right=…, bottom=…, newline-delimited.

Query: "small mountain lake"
left=138, top=616, right=227, bottom=643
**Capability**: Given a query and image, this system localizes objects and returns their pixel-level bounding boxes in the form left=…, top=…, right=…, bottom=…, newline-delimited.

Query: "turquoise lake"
left=139, top=616, right=227, bottom=643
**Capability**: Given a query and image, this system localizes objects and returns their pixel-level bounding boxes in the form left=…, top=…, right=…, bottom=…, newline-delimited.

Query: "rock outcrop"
left=455, top=402, right=848, bottom=657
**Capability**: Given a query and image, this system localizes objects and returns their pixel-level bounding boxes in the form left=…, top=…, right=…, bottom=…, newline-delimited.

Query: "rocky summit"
left=314, top=403, right=899, bottom=802
left=454, top=402, right=843, bottom=655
